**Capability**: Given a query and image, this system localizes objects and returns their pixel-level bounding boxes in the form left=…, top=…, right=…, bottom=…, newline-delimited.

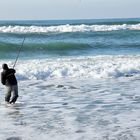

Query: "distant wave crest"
left=0, top=24, right=140, bottom=33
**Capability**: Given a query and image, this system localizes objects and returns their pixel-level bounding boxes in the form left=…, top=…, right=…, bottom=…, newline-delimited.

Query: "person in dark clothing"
left=1, top=63, right=18, bottom=104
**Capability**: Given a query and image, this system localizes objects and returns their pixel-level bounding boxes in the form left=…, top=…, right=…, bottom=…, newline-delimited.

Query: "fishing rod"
left=13, top=36, right=26, bottom=69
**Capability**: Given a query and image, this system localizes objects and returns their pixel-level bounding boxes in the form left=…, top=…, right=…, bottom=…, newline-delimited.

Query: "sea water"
left=0, top=18, right=140, bottom=140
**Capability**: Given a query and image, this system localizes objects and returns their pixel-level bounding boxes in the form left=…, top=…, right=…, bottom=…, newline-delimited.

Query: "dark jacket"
left=1, top=68, right=17, bottom=86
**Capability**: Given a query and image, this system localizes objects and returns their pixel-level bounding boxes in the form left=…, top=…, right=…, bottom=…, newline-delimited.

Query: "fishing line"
left=13, top=36, right=26, bottom=69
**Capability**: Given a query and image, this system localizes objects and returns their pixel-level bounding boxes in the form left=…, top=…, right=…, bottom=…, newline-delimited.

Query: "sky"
left=0, top=0, right=140, bottom=20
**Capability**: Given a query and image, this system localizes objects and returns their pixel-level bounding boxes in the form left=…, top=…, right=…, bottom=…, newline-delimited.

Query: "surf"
left=0, top=23, right=140, bottom=34
left=0, top=55, right=140, bottom=80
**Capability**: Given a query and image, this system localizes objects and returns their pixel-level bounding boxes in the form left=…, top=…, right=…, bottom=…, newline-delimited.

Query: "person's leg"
left=10, top=85, right=18, bottom=104
left=5, top=86, right=12, bottom=103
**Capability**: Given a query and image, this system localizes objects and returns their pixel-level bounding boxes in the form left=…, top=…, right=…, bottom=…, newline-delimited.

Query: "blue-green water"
left=0, top=18, right=140, bottom=79
left=0, top=18, right=140, bottom=59
left=0, top=19, right=140, bottom=140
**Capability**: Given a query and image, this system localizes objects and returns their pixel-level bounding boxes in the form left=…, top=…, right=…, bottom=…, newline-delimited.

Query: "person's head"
left=2, top=63, right=8, bottom=70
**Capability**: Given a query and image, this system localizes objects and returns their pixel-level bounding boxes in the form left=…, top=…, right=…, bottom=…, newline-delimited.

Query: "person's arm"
left=12, top=69, right=16, bottom=73
left=9, top=69, right=16, bottom=74
left=1, top=72, right=6, bottom=85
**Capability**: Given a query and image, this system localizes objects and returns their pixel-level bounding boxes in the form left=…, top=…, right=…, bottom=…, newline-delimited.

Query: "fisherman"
left=1, top=63, right=18, bottom=104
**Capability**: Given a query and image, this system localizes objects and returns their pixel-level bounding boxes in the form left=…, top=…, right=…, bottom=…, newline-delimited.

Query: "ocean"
left=0, top=18, right=140, bottom=140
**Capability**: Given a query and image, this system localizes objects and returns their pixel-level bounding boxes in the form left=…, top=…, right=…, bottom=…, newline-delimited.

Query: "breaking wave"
left=0, top=24, right=140, bottom=33
left=1, top=55, right=140, bottom=80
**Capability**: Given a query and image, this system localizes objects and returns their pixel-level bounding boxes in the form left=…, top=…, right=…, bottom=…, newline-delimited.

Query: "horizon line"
left=0, top=17, right=140, bottom=21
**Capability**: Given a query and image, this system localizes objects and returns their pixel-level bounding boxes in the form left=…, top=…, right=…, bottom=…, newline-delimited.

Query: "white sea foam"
left=0, top=77, right=140, bottom=140
left=0, top=24, right=140, bottom=33
left=1, top=55, right=140, bottom=80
